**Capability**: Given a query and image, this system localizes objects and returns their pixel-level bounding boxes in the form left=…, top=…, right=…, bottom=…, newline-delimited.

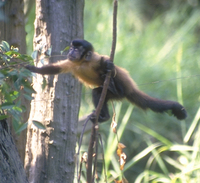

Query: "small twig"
left=78, top=159, right=83, bottom=183
left=110, top=0, right=118, bottom=62
left=76, top=115, right=91, bottom=181
left=0, top=61, right=30, bottom=70
left=99, top=134, right=107, bottom=183
left=92, top=134, right=99, bottom=182
left=77, top=115, right=91, bottom=155
left=87, top=124, right=97, bottom=183
left=78, top=152, right=88, bottom=183
left=87, top=1, right=118, bottom=183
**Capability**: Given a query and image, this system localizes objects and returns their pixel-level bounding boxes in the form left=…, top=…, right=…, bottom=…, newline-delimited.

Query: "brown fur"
left=26, top=39, right=187, bottom=121
left=58, top=52, right=110, bottom=87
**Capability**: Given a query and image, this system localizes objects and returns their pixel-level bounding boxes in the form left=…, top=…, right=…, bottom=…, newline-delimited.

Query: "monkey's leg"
left=91, top=87, right=110, bottom=123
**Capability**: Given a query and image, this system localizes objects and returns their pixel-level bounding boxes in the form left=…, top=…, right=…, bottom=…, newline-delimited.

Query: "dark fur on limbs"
left=25, top=39, right=187, bottom=123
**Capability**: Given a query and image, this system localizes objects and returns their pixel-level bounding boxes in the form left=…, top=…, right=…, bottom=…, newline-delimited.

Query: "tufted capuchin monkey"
left=26, top=39, right=187, bottom=122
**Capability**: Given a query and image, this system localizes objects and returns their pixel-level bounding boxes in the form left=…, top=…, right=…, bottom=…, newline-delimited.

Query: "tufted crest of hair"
left=72, top=39, right=94, bottom=51
left=71, top=39, right=94, bottom=60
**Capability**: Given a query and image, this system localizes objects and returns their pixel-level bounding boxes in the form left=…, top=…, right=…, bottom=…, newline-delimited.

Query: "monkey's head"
left=68, top=39, right=94, bottom=62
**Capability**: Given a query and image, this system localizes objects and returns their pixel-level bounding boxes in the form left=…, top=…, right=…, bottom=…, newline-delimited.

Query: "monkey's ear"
left=85, top=51, right=92, bottom=61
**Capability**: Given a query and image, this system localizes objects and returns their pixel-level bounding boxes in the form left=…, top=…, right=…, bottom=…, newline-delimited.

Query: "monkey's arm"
left=25, top=60, right=73, bottom=75
left=26, top=64, right=61, bottom=75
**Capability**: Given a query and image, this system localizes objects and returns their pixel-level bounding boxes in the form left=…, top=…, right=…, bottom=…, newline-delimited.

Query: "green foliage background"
left=0, top=41, right=35, bottom=133
left=13, top=0, right=200, bottom=182
left=80, top=0, right=200, bottom=182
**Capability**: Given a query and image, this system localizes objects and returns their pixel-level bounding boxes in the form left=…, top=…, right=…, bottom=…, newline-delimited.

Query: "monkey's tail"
left=126, top=89, right=187, bottom=120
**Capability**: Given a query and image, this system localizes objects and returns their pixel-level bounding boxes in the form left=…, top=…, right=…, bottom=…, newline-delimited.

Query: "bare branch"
left=87, top=1, right=118, bottom=182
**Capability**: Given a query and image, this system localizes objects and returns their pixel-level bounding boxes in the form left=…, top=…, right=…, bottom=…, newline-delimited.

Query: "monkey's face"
left=68, top=46, right=85, bottom=62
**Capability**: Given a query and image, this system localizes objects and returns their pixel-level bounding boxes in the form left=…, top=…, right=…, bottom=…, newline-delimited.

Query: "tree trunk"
left=24, top=0, right=84, bottom=182
left=0, top=0, right=29, bottom=165
left=0, top=120, right=28, bottom=183
left=0, top=0, right=26, bottom=53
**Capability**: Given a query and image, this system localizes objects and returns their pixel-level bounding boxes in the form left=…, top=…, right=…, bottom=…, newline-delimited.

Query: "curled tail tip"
left=172, top=106, right=187, bottom=120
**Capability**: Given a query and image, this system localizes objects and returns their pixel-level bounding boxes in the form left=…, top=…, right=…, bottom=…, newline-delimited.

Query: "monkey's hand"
left=90, top=110, right=110, bottom=123
left=105, top=60, right=114, bottom=72
left=100, top=60, right=114, bottom=79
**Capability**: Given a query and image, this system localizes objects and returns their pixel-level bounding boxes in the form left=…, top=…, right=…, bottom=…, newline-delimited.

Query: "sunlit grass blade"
left=163, top=155, right=184, bottom=171
left=176, top=45, right=186, bottom=138
left=104, top=104, right=133, bottom=169
left=155, top=10, right=200, bottom=63
left=135, top=170, right=171, bottom=183
left=146, top=139, right=169, bottom=175
left=124, top=142, right=162, bottom=172
left=184, top=107, right=200, bottom=143
left=133, top=122, right=172, bottom=146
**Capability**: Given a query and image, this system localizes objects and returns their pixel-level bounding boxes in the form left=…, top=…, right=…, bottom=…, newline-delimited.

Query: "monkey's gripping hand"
left=100, top=60, right=115, bottom=78
left=105, top=60, right=114, bottom=72
left=99, top=60, right=123, bottom=97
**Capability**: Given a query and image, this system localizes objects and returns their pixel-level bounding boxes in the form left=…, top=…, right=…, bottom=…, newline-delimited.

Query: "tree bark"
left=24, top=0, right=84, bottom=182
left=0, top=0, right=26, bottom=53
left=0, top=0, right=29, bottom=165
left=0, top=120, right=28, bottom=183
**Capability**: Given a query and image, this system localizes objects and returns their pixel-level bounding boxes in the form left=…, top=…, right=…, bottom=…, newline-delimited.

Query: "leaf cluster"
left=0, top=41, right=35, bottom=134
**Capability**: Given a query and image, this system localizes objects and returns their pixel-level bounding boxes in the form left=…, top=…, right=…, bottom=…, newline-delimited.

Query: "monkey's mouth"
left=68, top=55, right=77, bottom=61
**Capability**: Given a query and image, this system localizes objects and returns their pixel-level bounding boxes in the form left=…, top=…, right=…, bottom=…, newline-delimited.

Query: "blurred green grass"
left=79, top=1, right=200, bottom=182
left=25, top=1, right=200, bottom=182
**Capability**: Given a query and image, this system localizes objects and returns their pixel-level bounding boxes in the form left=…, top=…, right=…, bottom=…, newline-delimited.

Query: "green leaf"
left=11, top=47, right=19, bottom=52
left=12, top=118, right=20, bottom=131
left=61, top=46, right=70, bottom=55
left=24, top=84, right=36, bottom=94
left=1, top=54, right=9, bottom=61
left=18, top=68, right=32, bottom=77
left=11, top=111, right=21, bottom=121
left=12, top=106, right=23, bottom=113
left=5, top=50, right=20, bottom=56
left=23, top=93, right=34, bottom=101
left=17, top=54, right=34, bottom=62
left=10, top=91, right=19, bottom=100
left=40, top=58, right=44, bottom=65
left=32, top=120, right=46, bottom=130
left=31, top=50, right=38, bottom=60
left=45, top=46, right=52, bottom=56
left=0, top=44, right=5, bottom=52
left=15, top=122, right=28, bottom=134
left=0, top=115, right=8, bottom=120
left=31, top=72, right=37, bottom=77
left=7, top=70, right=18, bottom=76
left=3, top=92, right=12, bottom=103
left=13, top=78, right=21, bottom=90
left=0, top=80, right=4, bottom=85
left=0, top=102, right=15, bottom=110
left=0, top=72, right=4, bottom=79
left=42, top=76, right=47, bottom=90
left=1, top=41, right=10, bottom=52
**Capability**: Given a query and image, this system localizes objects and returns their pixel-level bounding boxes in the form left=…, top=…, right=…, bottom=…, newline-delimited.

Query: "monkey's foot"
left=89, top=110, right=110, bottom=123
